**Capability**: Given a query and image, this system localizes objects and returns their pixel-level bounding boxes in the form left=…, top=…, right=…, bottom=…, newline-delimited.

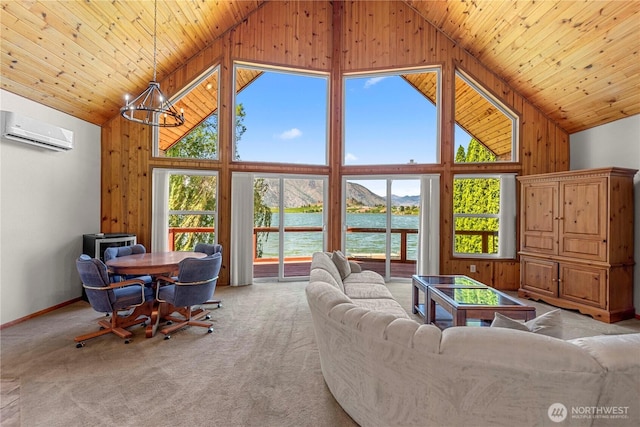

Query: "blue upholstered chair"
left=194, top=242, right=223, bottom=256
left=194, top=243, right=223, bottom=308
left=156, top=253, right=222, bottom=339
left=75, top=255, right=155, bottom=347
left=103, top=244, right=152, bottom=285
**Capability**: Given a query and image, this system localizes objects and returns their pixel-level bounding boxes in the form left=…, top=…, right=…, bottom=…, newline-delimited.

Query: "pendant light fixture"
left=120, top=0, right=184, bottom=127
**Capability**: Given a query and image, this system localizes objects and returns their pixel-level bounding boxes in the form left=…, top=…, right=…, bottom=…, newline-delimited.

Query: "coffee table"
left=427, top=285, right=536, bottom=328
left=412, top=275, right=486, bottom=322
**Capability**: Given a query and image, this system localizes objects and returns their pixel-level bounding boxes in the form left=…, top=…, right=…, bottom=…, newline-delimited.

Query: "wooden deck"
left=253, top=259, right=416, bottom=279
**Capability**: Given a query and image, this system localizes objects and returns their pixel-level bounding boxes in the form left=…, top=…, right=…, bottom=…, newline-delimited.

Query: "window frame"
left=151, top=168, right=219, bottom=252
left=153, top=65, right=221, bottom=159
left=452, top=173, right=516, bottom=259
left=454, top=69, right=519, bottom=163
left=232, top=61, right=330, bottom=166
left=342, top=66, right=442, bottom=166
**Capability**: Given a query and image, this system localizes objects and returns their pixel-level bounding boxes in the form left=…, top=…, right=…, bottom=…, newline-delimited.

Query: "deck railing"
left=169, top=226, right=497, bottom=261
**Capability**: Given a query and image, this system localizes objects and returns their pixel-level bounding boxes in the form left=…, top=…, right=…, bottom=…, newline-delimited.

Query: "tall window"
left=454, top=70, right=518, bottom=163
left=453, top=174, right=516, bottom=258
left=233, top=63, right=329, bottom=165
left=155, top=66, right=220, bottom=160
left=344, top=68, right=440, bottom=165
left=152, top=169, right=218, bottom=252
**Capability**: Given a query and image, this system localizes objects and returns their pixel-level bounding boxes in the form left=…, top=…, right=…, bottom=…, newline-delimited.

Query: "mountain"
left=391, top=195, right=420, bottom=206
left=260, top=178, right=418, bottom=208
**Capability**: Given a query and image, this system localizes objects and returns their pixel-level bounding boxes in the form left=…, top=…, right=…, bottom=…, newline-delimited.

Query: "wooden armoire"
left=518, top=167, right=637, bottom=323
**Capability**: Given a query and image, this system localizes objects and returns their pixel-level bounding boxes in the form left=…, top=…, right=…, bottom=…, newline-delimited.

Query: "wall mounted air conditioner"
left=1, top=111, right=74, bottom=151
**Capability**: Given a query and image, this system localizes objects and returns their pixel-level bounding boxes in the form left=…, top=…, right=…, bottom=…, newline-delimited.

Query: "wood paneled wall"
left=101, top=0, right=569, bottom=288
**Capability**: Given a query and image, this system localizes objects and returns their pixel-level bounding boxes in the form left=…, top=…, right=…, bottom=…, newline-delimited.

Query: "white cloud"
left=277, top=128, right=302, bottom=140
left=344, top=152, right=358, bottom=163
left=364, top=77, right=387, bottom=89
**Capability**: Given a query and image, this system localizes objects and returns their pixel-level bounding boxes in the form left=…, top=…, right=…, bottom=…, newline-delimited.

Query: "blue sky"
left=235, top=68, right=471, bottom=196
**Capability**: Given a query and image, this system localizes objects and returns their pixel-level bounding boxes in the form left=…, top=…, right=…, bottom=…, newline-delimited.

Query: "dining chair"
left=103, top=244, right=152, bottom=285
left=194, top=243, right=223, bottom=308
left=155, top=253, right=222, bottom=339
left=75, top=255, right=155, bottom=347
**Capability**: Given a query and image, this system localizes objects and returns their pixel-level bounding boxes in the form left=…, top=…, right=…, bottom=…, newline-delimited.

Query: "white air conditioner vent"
left=1, top=111, right=74, bottom=151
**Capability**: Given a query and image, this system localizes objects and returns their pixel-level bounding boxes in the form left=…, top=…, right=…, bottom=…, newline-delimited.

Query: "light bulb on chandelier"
left=120, top=0, right=184, bottom=127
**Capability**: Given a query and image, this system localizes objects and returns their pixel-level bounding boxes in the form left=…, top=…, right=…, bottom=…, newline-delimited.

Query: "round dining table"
left=105, top=251, right=206, bottom=276
left=105, top=251, right=207, bottom=338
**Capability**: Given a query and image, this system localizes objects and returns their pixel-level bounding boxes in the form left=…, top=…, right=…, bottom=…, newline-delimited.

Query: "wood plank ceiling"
left=1, top=0, right=638, bottom=136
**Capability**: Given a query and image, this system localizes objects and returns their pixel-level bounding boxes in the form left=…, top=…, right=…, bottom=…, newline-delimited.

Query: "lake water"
left=259, top=212, right=419, bottom=259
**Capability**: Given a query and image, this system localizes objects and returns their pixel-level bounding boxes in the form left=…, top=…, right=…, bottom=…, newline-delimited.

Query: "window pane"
left=390, top=180, right=420, bottom=262
left=168, top=214, right=217, bottom=251
left=344, top=70, right=439, bottom=165
left=453, top=176, right=500, bottom=256
left=454, top=71, right=517, bottom=163
left=254, top=177, right=278, bottom=259
left=345, top=179, right=386, bottom=260
left=168, top=174, right=217, bottom=251
left=235, top=65, right=328, bottom=165
left=158, top=67, right=219, bottom=159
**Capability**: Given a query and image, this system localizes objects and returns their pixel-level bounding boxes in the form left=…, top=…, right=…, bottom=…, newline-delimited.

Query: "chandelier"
left=120, top=0, right=184, bottom=127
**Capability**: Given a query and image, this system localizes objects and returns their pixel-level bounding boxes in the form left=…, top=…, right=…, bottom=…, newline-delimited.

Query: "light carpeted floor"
left=2, top=280, right=639, bottom=427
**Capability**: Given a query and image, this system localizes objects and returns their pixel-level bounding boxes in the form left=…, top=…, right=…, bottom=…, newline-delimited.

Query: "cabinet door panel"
left=559, top=179, right=607, bottom=261
left=521, top=182, right=558, bottom=254
left=560, top=264, right=607, bottom=309
left=521, top=256, right=557, bottom=297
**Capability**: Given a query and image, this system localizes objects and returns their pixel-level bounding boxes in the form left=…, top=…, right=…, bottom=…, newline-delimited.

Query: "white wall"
left=570, top=114, right=640, bottom=315
left=0, top=90, right=101, bottom=325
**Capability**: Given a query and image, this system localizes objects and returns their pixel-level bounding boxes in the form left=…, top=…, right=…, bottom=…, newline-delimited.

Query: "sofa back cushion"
left=310, top=267, right=344, bottom=293
left=311, top=252, right=345, bottom=292
left=330, top=250, right=352, bottom=280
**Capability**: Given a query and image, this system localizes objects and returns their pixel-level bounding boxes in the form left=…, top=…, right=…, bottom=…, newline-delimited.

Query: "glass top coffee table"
left=412, top=275, right=486, bottom=320
left=427, top=285, right=536, bottom=329
left=412, top=275, right=536, bottom=328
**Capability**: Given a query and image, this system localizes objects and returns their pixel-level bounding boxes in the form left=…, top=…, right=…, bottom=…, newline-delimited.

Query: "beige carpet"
left=1, top=280, right=639, bottom=427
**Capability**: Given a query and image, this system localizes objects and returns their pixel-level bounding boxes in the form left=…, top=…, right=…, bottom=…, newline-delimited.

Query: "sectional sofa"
left=306, top=251, right=640, bottom=427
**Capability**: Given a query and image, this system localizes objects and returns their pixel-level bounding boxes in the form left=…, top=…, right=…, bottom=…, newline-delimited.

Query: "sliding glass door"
left=342, top=177, right=421, bottom=279
left=254, top=175, right=327, bottom=280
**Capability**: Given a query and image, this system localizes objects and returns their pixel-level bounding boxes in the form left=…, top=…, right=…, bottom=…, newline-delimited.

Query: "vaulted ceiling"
left=1, top=0, right=638, bottom=135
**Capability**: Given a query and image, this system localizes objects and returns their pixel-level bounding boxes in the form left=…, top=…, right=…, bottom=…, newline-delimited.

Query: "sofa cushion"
left=351, top=298, right=410, bottom=319
left=310, top=267, right=343, bottom=292
left=311, top=252, right=344, bottom=292
left=331, top=250, right=351, bottom=280
left=348, top=261, right=362, bottom=273
left=440, top=326, right=603, bottom=372
left=343, top=282, right=394, bottom=299
left=490, top=309, right=563, bottom=338
left=343, top=270, right=385, bottom=286
left=568, top=333, right=640, bottom=371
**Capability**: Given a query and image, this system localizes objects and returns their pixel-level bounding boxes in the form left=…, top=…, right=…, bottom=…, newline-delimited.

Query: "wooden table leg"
left=145, top=301, right=162, bottom=338
left=412, top=281, right=419, bottom=314
left=427, top=289, right=436, bottom=325
left=454, top=308, right=467, bottom=327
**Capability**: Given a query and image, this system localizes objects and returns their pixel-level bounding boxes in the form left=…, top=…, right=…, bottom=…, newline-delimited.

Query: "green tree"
left=166, top=115, right=218, bottom=159
left=454, top=139, right=499, bottom=254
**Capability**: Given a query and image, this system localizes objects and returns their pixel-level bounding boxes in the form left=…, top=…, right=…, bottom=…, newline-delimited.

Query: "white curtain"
left=498, top=174, right=517, bottom=258
left=230, top=172, right=254, bottom=286
left=417, top=175, right=440, bottom=275
left=151, top=169, right=170, bottom=252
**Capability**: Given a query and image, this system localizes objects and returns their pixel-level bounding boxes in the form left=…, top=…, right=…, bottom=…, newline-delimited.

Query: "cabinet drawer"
left=559, top=264, right=607, bottom=309
left=520, top=257, right=557, bottom=297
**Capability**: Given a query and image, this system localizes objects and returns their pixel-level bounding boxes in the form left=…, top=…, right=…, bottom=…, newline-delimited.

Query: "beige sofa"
left=307, top=251, right=640, bottom=427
